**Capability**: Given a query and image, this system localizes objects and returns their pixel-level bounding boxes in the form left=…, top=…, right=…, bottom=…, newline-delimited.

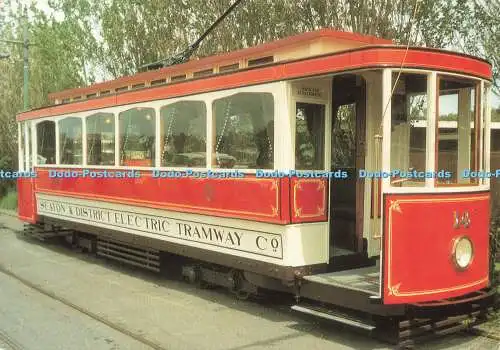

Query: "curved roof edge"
left=18, top=45, right=492, bottom=122
left=48, top=28, right=393, bottom=102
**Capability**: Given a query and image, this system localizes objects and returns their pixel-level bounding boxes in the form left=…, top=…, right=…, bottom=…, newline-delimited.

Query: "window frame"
left=381, top=68, right=488, bottom=194
left=482, top=81, right=490, bottom=187
left=58, top=116, right=84, bottom=166
left=434, top=74, right=481, bottom=187
left=289, top=78, right=332, bottom=171
left=118, top=107, right=156, bottom=167
left=28, top=72, right=489, bottom=189
left=18, top=122, right=25, bottom=171
left=32, top=82, right=282, bottom=172
left=389, top=72, right=430, bottom=188
left=35, top=119, right=57, bottom=166
left=159, top=100, right=208, bottom=168
left=294, top=101, right=327, bottom=170
left=211, top=92, right=275, bottom=170
left=26, top=121, right=33, bottom=170
left=86, top=112, right=116, bottom=166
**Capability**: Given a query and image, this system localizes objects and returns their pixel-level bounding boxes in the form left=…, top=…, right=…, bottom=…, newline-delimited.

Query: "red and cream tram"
left=16, top=29, right=496, bottom=345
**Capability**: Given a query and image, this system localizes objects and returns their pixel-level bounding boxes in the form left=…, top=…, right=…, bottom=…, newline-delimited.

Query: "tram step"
left=291, top=304, right=376, bottom=331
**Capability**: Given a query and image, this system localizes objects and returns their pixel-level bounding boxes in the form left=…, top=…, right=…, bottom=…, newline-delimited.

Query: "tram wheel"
left=235, top=290, right=250, bottom=300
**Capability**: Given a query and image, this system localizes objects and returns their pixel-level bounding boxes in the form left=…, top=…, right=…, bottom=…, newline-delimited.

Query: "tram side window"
left=437, top=76, right=478, bottom=185
left=484, top=85, right=491, bottom=186
left=36, top=121, right=56, bottom=165
left=59, top=117, right=83, bottom=165
left=390, top=73, right=428, bottom=187
left=27, top=123, right=32, bottom=169
left=213, top=93, right=274, bottom=169
left=19, top=123, right=25, bottom=170
left=119, top=108, right=155, bottom=167
left=160, top=101, right=206, bottom=167
left=87, top=113, right=115, bottom=165
left=295, top=102, right=325, bottom=170
left=491, top=99, right=500, bottom=208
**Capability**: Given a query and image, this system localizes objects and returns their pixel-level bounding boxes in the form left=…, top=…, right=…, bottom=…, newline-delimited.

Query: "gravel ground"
left=0, top=211, right=498, bottom=350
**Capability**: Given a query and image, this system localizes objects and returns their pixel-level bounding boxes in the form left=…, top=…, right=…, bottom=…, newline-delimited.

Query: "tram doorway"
left=329, top=74, right=367, bottom=266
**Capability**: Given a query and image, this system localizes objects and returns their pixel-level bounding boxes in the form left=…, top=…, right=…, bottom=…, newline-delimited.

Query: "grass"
left=0, top=189, right=17, bottom=210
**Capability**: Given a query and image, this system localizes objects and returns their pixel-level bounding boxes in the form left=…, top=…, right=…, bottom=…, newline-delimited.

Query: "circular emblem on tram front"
left=204, top=183, right=214, bottom=202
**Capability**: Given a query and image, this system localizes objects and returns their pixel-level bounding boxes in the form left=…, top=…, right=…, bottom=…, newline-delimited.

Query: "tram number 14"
left=453, top=210, right=471, bottom=229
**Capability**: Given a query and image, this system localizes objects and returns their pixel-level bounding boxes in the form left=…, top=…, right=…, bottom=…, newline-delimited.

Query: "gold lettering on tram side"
left=453, top=210, right=471, bottom=229
left=36, top=197, right=283, bottom=258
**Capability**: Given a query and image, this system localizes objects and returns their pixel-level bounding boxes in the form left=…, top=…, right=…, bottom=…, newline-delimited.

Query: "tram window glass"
left=295, top=102, right=325, bottom=170
left=119, top=107, right=155, bottom=167
left=27, top=124, right=32, bottom=169
left=19, top=123, right=25, bottom=170
left=213, top=93, right=274, bottom=169
left=437, top=76, right=478, bottom=185
left=59, top=117, right=83, bottom=165
left=390, top=73, right=427, bottom=187
left=37, top=121, right=56, bottom=164
left=160, top=101, right=206, bottom=167
left=491, top=95, right=500, bottom=206
left=482, top=86, right=488, bottom=186
left=87, top=113, right=115, bottom=165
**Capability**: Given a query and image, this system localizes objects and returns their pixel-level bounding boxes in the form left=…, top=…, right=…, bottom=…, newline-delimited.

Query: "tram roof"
left=17, top=28, right=492, bottom=122
left=48, top=29, right=392, bottom=104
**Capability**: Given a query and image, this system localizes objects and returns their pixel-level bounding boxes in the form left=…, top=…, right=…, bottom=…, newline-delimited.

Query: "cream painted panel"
left=36, top=193, right=329, bottom=267
left=283, top=223, right=328, bottom=266
left=36, top=194, right=286, bottom=264
left=361, top=71, right=383, bottom=258
left=276, top=38, right=367, bottom=62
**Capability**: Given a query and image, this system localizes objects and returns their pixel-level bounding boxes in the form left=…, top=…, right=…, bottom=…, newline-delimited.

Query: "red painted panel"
left=290, top=178, right=328, bottom=223
left=281, top=49, right=492, bottom=81
left=35, top=168, right=287, bottom=224
left=383, top=192, right=489, bottom=304
left=280, top=177, right=291, bottom=223
left=17, top=178, right=37, bottom=223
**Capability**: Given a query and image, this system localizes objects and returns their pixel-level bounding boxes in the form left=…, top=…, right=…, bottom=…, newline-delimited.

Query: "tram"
left=16, top=28, right=496, bottom=346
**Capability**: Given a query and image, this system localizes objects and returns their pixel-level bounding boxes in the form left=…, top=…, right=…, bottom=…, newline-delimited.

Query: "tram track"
left=0, top=263, right=167, bottom=350
left=0, top=211, right=498, bottom=349
left=0, top=328, right=24, bottom=350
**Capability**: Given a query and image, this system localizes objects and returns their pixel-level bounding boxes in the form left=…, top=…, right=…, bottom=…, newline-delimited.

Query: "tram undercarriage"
left=22, top=218, right=497, bottom=348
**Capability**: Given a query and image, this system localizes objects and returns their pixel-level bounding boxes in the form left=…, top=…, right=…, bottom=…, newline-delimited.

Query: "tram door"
left=330, top=75, right=366, bottom=263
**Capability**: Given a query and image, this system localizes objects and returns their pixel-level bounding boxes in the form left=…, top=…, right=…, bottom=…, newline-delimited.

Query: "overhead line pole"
left=22, top=6, right=29, bottom=111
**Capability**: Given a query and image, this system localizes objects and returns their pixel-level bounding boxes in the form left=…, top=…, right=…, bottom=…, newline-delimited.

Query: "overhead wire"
left=377, top=0, right=421, bottom=135
left=371, top=0, right=421, bottom=244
